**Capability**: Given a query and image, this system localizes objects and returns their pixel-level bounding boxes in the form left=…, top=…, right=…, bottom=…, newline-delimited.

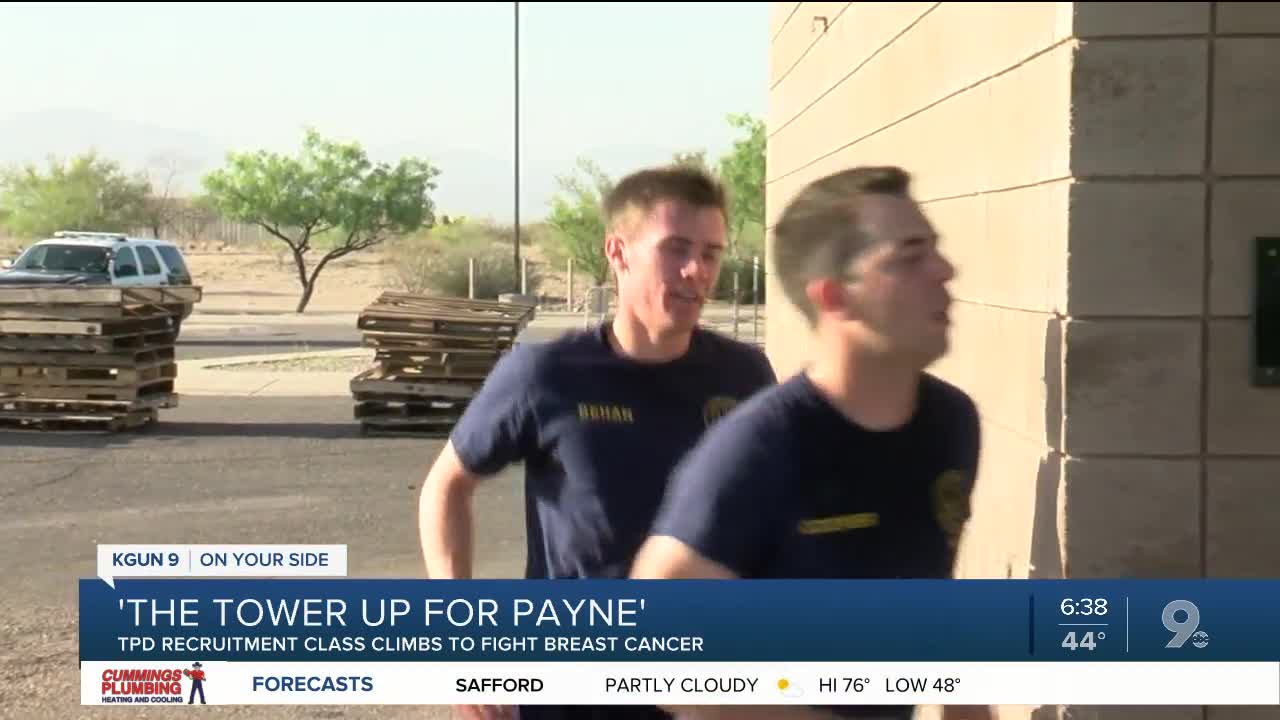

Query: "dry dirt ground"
left=0, top=237, right=769, bottom=348
left=1, top=235, right=767, bottom=323
left=0, top=236, right=584, bottom=314
left=182, top=239, right=593, bottom=314
left=179, top=241, right=766, bottom=325
left=189, top=246, right=392, bottom=314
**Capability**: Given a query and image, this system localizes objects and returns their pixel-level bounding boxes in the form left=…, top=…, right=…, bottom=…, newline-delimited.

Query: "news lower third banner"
left=82, top=545, right=1280, bottom=706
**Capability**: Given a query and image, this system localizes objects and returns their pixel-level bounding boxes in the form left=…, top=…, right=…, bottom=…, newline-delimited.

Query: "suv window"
left=136, top=245, right=162, bottom=275
left=15, top=244, right=110, bottom=274
left=114, top=247, right=139, bottom=277
left=155, top=246, right=191, bottom=281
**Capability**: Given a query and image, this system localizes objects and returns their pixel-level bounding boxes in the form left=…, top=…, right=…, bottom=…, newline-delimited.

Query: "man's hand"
left=451, top=704, right=515, bottom=720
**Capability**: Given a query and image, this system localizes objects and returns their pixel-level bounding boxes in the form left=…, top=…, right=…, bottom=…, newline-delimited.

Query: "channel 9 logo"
left=1162, top=600, right=1210, bottom=650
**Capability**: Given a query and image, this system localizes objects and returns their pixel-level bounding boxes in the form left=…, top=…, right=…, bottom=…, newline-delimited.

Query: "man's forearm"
left=419, top=476, right=474, bottom=579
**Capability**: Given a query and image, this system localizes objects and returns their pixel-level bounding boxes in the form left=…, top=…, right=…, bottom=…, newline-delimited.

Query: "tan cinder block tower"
left=766, top=3, right=1280, bottom=718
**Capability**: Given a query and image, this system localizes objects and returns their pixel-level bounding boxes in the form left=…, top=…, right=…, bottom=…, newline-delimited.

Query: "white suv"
left=0, top=230, right=196, bottom=326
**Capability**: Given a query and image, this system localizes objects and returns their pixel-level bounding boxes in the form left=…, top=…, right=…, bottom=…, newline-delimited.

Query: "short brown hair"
left=772, top=166, right=912, bottom=323
left=603, top=164, right=728, bottom=234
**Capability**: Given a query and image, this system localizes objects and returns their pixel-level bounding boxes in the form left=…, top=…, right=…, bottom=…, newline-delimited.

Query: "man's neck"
left=608, top=311, right=692, bottom=363
left=807, top=339, right=922, bottom=432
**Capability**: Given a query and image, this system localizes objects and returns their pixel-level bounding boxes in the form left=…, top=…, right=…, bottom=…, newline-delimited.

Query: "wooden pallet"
left=0, top=394, right=176, bottom=412
left=0, top=285, right=198, bottom=432
left=350, top=367, right=481, bottom=400
left=0, top=408, right=157, bottom=433
left=0, top=346, right=175, bottom=367
left=354, top=399, right=469, bottom=422
left=351, top=292, right=533, bottom=435
left=0, top=378, right=175, bottom=402
left=0, top=395, right=170, bottom=432
left=356, top=397, right=467, bottom=439
left=0, top=285, right=202, bottom=306
left=0, top=360, right=175, bottom=385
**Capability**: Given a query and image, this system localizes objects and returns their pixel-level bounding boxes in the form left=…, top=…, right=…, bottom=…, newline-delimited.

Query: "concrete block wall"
left=765, top=3, right=1280, bottom=718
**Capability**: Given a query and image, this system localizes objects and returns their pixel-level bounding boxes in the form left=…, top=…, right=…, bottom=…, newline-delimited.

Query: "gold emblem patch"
left=702, top=396, right=739, bottom=426
left=932, top=469, right=971, bottom=548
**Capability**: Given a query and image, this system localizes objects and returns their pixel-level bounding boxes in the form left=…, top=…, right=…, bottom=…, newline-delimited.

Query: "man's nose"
left=931, top=251, right=956, bottom=282
left=681, top=253, right=709, bottom=280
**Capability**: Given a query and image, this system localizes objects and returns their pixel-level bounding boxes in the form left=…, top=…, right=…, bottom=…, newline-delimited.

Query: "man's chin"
left=663, top=300, right=704, bottom=324
left=919, top=336, right=950, bottom=367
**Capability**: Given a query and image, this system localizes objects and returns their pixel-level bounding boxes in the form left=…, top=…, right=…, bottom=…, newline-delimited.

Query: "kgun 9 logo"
left=1162, top=600, right=1210, bottom=649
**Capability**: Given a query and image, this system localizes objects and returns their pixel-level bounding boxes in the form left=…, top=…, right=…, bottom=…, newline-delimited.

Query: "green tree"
left=545, top=157, right=613, bottom=288
left=0, top=152, right=151, bottom=238
left=672, top=150, right=711, bottom=173
left=202, top=129, right=441, bottom=312
left=717, top=112, right=766, bottom=257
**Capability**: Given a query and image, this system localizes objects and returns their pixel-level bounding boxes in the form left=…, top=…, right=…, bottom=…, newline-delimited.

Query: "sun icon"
left=777, top=678, right=804, bottom=698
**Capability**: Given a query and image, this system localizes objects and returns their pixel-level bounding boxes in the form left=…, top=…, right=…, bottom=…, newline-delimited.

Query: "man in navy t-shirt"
left=418, top=165, right=776, bottom=720
left=632, top=167, right=991, bottom=720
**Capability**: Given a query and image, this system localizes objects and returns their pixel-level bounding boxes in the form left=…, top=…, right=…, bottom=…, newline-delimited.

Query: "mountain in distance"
left=0, top=109, right=526, bottom=220
left=0, top=108, right=225, bottom=194
left=0, top=109, right=688, bottom=223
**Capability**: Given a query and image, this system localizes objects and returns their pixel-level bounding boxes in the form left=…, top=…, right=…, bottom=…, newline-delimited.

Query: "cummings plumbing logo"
left=100, top=665, right=195, bottom=705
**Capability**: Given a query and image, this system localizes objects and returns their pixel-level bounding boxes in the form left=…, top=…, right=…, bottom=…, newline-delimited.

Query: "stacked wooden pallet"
left=350, top=292, right=535, bottom=436
left=0, top=286, right=201, bottom=432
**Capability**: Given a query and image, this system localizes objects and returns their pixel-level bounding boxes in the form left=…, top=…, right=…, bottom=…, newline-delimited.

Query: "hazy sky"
left=0, top=2, right=768, bottom=221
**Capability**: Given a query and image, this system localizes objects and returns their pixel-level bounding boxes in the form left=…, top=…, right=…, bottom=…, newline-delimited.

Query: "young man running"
left=632, top=166, right=990, bottom=720
left=419, top=165, right=777, bottom=720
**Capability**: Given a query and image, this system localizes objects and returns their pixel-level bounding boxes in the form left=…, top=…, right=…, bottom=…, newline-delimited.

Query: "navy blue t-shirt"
left=450, top=322, right=777, bottom=580
left=448, top=324, right=775, bottom=720
left=649, top=371, right=981, bottom=719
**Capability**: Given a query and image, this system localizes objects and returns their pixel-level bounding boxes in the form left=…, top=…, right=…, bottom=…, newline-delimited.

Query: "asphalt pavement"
left=174, top=311, right=589, bottom=362
left=0, top=395, right=527, bottom=719
left=0, top=306, right=761, bottom=718
left=177, top=321, right=362, bottom=361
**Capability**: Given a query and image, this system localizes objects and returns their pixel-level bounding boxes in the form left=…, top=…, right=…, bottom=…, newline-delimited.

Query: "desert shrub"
left=387, top=238, right=438, bottom=294
left=426, top=241, right=542, bottom=299
left=390, top=228, right=542, bottom=300
left=432, top=219, right=505, bottom=247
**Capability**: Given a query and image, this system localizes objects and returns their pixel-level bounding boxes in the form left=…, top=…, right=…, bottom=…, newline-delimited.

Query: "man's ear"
left=604, top=233, right=627, bottom=275
left=805, top=276, right=854, bottom=320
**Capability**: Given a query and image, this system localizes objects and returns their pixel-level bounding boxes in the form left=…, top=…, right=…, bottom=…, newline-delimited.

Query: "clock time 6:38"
left=1060, top=598, right=1109, bottom=616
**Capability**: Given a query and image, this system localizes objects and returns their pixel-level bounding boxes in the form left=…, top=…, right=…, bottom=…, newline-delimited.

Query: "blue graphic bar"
left=79, top=579, right=1280, bottom=663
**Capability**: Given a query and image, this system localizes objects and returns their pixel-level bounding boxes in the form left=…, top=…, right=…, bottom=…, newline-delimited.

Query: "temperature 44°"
left=1062, top=630, right=1105, bottom=651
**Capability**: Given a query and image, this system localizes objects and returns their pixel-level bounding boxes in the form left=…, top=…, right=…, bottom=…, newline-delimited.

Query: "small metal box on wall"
left=1253, top=237, right=1280, bottom=387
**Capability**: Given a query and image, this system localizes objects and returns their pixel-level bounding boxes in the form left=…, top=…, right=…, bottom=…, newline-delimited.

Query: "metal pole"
left=468, top=257, right=475, bottom=299
left=521, top=257, right=528, bottom=295
left=732, top=271, right=740, bottom=339
left=752, top=256, right=759, bottom=343
left=512, top=1, right=521, bottom=294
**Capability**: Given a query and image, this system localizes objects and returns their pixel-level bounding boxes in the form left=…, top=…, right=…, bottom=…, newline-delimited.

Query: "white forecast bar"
left=82, top=661, right=1280, bottom=706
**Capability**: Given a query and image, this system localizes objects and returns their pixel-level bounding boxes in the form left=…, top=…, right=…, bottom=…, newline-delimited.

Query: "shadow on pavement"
left=145, top=421, right=368, bottom=439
